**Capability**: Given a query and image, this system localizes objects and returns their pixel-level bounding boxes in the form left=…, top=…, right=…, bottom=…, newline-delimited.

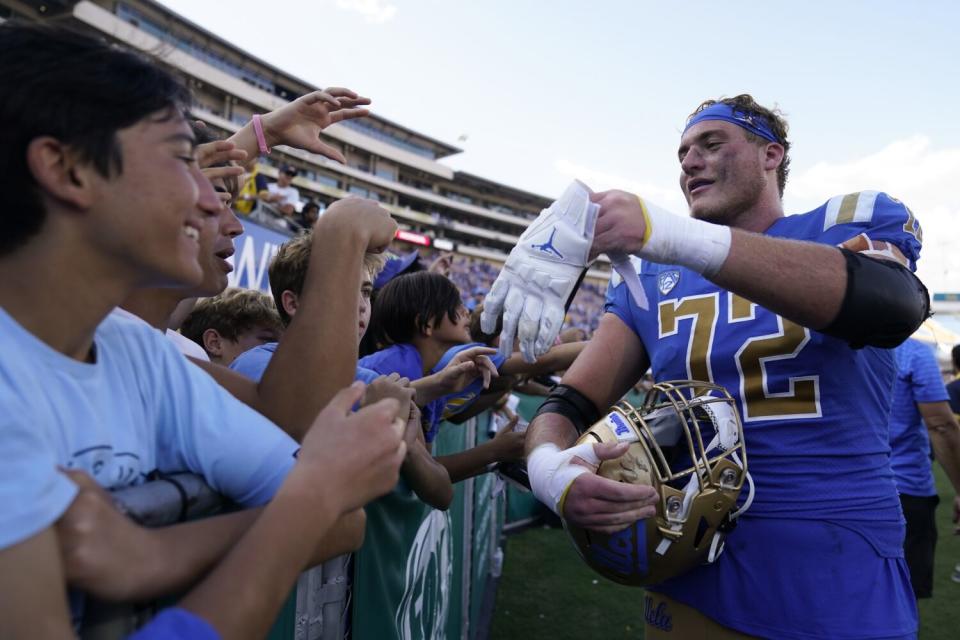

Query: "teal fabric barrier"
left=79, top=412, right=509, bottom=640
left=351, top=412, right=507, bottom=640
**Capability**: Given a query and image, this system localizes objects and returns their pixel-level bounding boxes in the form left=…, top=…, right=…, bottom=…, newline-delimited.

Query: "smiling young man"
left=0, top=23, right=402, bottom=637
left=487, top=95, right=930, bottom=638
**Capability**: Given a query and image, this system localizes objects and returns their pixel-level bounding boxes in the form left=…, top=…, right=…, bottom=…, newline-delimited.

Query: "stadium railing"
left=77, top=411, right=512, bottom=640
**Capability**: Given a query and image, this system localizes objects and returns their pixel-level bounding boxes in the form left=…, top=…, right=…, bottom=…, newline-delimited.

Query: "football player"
left=485, top=95, right=929, bottom=638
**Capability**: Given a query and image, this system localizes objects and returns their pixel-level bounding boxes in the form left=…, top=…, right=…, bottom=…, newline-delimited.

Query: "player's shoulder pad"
left=822, top=191, right=922, bottom=240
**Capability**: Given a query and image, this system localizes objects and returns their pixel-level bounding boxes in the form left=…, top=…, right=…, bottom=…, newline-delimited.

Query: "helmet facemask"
left=565, top=380, right=753, bottom=586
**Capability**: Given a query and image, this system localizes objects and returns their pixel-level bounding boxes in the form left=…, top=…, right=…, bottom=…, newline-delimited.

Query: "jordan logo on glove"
left=530, top=227, right=565, bottom=260
left=481, top=180, right=652, bottom=362
left=481, top=180, right=598, bottom=362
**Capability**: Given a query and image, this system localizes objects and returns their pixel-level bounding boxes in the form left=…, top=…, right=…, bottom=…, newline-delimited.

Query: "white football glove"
left=481, top=180, right=597, bottom=363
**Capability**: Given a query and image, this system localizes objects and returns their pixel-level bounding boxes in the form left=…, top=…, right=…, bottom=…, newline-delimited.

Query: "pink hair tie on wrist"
left=252, top=114, right=271, bottom=155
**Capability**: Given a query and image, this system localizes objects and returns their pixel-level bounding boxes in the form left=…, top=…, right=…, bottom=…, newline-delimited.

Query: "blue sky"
left=161, top=0, right=959, bottom=292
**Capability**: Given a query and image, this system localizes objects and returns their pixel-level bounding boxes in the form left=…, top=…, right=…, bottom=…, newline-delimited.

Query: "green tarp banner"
left=352, top=413, right=504, bottom=640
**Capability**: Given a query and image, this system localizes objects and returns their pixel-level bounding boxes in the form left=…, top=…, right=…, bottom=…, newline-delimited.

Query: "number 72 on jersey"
left=658, top=292, right=820, bottom=422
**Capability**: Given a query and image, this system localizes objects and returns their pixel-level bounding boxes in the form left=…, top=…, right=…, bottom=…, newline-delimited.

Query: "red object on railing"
left=395, top=229, right=432, bottom=246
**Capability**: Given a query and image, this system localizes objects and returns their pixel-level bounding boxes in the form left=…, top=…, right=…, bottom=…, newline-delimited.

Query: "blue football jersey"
left=605, top=192, right=921, bottom=638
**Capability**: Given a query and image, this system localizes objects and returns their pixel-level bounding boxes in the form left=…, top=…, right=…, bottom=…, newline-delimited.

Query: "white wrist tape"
left=527, top=442, right=600, bottom=516
left=637, top=197, right=732, bottom=277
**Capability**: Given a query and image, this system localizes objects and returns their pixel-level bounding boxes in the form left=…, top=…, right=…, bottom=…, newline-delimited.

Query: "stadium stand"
left=6, top=0, right=609, bottom=332
left=2, top=0, right=610, bottom=288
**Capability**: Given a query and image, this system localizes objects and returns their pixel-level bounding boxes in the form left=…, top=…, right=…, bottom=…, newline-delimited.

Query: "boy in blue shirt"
left=361, top=271, right=527, bottom=481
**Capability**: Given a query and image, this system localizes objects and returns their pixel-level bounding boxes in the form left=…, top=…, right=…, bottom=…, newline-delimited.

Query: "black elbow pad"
left=821, top=249, right=930, bottom=349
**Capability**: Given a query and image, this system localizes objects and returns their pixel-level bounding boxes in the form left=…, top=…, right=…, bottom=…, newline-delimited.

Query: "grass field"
left=491, top=466, right=960, bottom=639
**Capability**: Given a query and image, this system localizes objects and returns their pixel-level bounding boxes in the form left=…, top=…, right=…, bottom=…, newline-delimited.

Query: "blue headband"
left=683, top=103, right=779, bottom=143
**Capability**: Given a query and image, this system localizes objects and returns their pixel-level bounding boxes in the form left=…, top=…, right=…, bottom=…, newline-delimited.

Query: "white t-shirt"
left=267, top=182, right=300, bottom=209
left=110, top=307, right=211, bottom=362
left=0, top=307, right=298, bottom=550
left=165, top=328, right=210, bottom=361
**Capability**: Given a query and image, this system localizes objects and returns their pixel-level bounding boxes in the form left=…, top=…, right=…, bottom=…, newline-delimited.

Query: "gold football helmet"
left=564, top=380, right=753, bottom=586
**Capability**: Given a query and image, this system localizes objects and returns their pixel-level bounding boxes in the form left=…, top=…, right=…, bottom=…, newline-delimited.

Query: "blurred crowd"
left=0, top=22, right=589, bottom=640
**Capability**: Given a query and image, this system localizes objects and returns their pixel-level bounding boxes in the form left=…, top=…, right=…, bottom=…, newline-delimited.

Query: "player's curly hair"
left=688, top=94, right=791, bottom=196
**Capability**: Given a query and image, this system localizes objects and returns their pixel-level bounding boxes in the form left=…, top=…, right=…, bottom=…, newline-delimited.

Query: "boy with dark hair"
left=361, top=272, right=526, bottom=481
left=181, top=288, right=283, bottom=366
left=0, top=22, right=401, bottom=636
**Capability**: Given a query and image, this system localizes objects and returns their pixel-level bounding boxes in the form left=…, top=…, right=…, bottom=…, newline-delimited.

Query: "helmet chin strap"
left=653, top=401, right=754, bottom=558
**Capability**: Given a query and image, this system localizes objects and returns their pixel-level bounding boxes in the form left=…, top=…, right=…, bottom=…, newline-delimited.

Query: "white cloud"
left=787, top=136, right=960, bottom=294
left=334, top=0, right=397, bottom=23
left=553, top=158, right=687, bottom=211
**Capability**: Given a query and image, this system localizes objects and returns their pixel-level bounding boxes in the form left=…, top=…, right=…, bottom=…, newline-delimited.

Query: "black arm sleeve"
left=820, top=249, right=930, bottom=349
left=532, top=383, right=602, bottom=435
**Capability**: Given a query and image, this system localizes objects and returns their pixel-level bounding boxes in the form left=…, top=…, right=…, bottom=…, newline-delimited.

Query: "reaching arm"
left=161, top=385, right=406, bottom=640
left=526, top=313, right=648, bottom=454
left=0, top=528, right=73, bottom=639
left=410, top=346, right=498, bottom=406
left=227, top=88, right=371, bottom=169
left=447, top=387, right=513, bottom=424
left=499, top=341, right=587, bottom=377
left=55, top=470, right=367, bottom=603
left=188, top=199, right=396, bottom=442
left=918, top=401, right=960, bottom=531
left=436, top=417, right=526, bottom=483
left=589, top=190, right=928, bottom=345
left=257, top=200, right=395, bottom=440
left=401, top=416, right=453, bottom=509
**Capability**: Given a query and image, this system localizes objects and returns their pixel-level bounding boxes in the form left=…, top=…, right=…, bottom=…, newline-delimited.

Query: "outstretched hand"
left=364, top=373, right=416, bottom=409
left=436, top=346, right=499, bottom=393
left=260, top=88, right=371, bottom=163
left=297, top=383, right=407, bottom=514
left=490, top=414, right=525, bottom=463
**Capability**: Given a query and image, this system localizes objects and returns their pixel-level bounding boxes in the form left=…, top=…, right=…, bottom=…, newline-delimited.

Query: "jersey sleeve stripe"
left=823, top=191, right=879, bottom=230
left=853, top=191, right=879, bottom=224
left=836, top=192, right=860, bottom=225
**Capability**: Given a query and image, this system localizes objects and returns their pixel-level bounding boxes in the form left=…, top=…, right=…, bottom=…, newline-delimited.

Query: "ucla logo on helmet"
left=606, top=413, right=634, bottom=441
left=658, top=270, right=680, bottom=295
